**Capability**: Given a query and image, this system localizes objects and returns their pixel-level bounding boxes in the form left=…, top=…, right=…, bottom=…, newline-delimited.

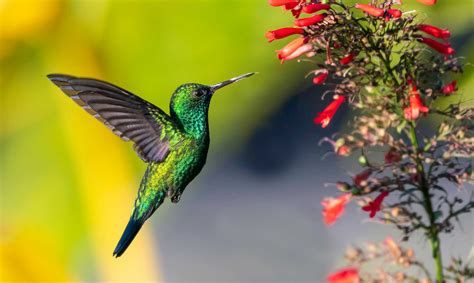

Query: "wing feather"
left=47, top=74, right=178, bottom=163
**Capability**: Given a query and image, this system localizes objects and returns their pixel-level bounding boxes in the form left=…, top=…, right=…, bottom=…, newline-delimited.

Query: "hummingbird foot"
left=171, top=194, right=181, bottom=203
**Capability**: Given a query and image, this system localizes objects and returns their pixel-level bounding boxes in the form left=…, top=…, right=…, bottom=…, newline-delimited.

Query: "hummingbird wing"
left=47, top=74, right=178, bottom=163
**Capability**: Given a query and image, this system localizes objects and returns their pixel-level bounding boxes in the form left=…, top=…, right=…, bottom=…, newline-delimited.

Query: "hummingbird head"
left=170, top=72, right=255, bottom=137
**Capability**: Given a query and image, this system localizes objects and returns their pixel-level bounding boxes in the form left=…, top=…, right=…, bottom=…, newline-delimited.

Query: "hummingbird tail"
left=113, top=217, right=143, bottom=257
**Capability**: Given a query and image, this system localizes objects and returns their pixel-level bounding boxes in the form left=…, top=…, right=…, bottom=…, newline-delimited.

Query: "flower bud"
left=416, top=0, right=436, bottom=5
left=358, top=155, right=368, bottom=166
left=355, top=3, right=384, bottom=17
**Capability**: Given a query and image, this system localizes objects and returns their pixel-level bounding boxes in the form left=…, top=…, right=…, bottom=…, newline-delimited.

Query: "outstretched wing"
left=48, top=74, right=177, bottom=163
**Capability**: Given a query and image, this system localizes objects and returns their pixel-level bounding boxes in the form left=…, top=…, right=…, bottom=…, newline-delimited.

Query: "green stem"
left=348, top=13, right=444, bottom=280
left=409, top=124, right=444, bottom=282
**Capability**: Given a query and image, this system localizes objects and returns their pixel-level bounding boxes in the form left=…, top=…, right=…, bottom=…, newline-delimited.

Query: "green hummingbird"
left=47, top=72, right=255, bottom=257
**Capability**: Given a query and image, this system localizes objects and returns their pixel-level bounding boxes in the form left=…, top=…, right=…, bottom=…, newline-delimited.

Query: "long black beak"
left=210, top=72, right=256, bottom=92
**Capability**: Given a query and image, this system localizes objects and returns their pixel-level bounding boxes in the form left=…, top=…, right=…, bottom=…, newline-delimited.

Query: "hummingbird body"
left=48, top=73, right=254, bottom=257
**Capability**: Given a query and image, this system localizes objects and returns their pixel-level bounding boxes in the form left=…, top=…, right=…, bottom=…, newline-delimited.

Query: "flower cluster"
left=266, top=0, right=473, bottom=282
left=329, top=237, right=474, bottom=282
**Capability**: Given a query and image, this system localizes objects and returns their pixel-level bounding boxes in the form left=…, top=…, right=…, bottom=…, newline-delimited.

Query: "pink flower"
left=355, top=3, right=384, bottom=17
left=362, top=191, right=389, bottom=218
left=404, top=91, right=429, bottom=120
left=441, top=80, right=457, bottom=95
left=280, top=43, right=313, bottom=63
left=313, top=70, right=329, bottom=85
left=294, top=13, right=327, bottom=27
left=276, top=37, right=307, bottom=60
left=327, top=267, right=360, bottom=283
left=418, top=24, right=451, bottom=39
left=302, top=3, right=331, bottom=14
left=419, top=37, right=455, bottom=55
left=322, top=194, right=351, bottom=226
left=266, top=28, right=304, bottom=42
left=384, top=236, right=402, bottom=258
left=314, top=95, right=346, bottom=128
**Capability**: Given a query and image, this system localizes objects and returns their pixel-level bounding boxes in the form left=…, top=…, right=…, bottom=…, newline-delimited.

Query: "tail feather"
left=113, top=218, right=143, bottom=257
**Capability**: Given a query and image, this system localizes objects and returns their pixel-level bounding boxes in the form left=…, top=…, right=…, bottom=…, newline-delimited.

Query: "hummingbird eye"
left=193, top=89, right=206, bottom=98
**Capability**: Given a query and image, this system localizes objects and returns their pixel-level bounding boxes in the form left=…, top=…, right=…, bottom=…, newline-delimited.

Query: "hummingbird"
left=47, top=72, right=255, bottom=257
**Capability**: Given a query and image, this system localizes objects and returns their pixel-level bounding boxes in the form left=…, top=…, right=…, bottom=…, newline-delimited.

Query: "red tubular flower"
left=442, top=80, right=457, bottom=95
left=353, top=169, right=372, bottom=187
left=321, top=194, right=351, bottom=226
left=280, top=43, right=313, bottom=63
left=294, top=13, right=327, bottom=27
left=362, top=191, right=389, bottom=218
left=404, top=91, right=429, bottom=120
left=302, top=3, right=330, bottom=14
left=327, top=267, right=360, bottom=283
left=268, top=0, right=299, bottom=7
left=313, top=70, right=329, bottom=85
left=355, top=3, right=384, bottom=17
left=416, top=0, right=437, bottom=5
left=340, top=53, right=356, bottom=65
left=314, top=95, right=346, bottom=128
left=265, top=28, right=304, bottom=42
left=417, top=24, right=451, bottom=39
left=276, top=37, right=306, bottom=60
left=285, top=2, right=299, bottom=10
left=419, top=37, right=455, bottom=55
left=387, top=9, right=402, bottom=18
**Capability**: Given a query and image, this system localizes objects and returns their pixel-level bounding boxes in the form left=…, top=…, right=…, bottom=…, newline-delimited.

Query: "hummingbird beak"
left=210, top=72, right=256, bottom=92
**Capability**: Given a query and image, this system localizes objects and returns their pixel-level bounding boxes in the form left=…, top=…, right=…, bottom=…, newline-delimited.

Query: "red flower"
left=280, top=43, right=313, bottom=63
left=416, top=0, right=437, bottom=5
left=417, top=24, right=451, bottom=39
left=353, top=169, right=372, bottom=187
left=411, top=173, right=422, bottom=184
left=404, top=91, right=429, bottom=120
left=327, top=267, right=359, bottom=283
left=419, top=37, right=455, bottom=55
left=355, top=3, right=384, bottom=17
left=302, top=3, right=331, bottom=14
left=266, top=28, right=304, bottom=42
left=337, top=145, right=351, bottom=156
left=362, top=191, right=389, bottom=218
left=340, top=53, right=356, bottom=65
left=387, top=9, right=402, bottom=18
left=294, top=13, right=327, bottom=27
left=268, top=0, right=299, bottom=7
left=313, top=70, right=329, bottom=85
left=284, top=2, right=299, bottom=10
left=384, top=148, right=402, bottom=164
left=276, top=37, right=307, bottom=60
left=441, top=80, right=457, bottom=95
left=321, top=194, right=351, bottom=226
left=314, top=95, right=346, bottom=128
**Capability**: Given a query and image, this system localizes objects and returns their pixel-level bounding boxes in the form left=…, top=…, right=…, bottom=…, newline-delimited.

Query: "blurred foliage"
left=0, top=0, right=472, bottom=281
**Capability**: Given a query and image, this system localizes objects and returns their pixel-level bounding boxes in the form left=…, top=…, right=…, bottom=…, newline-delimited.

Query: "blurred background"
left=0, top=0, right=473, bottom=281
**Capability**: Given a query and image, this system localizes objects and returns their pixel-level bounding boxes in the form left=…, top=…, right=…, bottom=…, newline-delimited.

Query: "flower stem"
left=409, top=124, right=444, bottom=282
